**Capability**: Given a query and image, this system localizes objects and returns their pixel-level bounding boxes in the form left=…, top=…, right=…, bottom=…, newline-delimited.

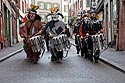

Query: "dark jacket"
left=44, top=20, right=67, bottom=36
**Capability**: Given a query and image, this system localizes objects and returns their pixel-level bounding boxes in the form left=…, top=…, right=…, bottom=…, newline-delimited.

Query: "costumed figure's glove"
left=86, top=33, right=89, bottom=37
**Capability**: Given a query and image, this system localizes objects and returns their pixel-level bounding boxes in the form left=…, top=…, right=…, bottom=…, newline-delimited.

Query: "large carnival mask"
left=77, top=13, right=81, bottom=19
left=29, top=11, right=36, bottom=21
left=77, top=9, right=82, bottom=20
left=82, top=10, right=88, bottom=17
left=28, top=4, right=39, bottom=21
left=51, top=13, right=59, bottom=21
left=84, top=17, right=88, bottom=23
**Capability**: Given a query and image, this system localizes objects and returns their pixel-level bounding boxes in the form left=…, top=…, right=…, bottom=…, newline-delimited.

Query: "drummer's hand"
left=38, top=30, right=43, bottom=34
left=49, top=34, right=53, bottom=38
left=62, top=28, right=66, bottom=33
left=73, top=33, right=76, bottom=35
left=80, top=36, right=84, bottom=39
left=77, top=34, right=79, bottom=37
left=80, top=36, right=87, bottom=39
left=27, top=35, right=31, bottom=38
left=26, top=37, right=30, bottom=43
left=34, top=30, right=43, bottom=36
left=86, top=33, right=89, bottom=37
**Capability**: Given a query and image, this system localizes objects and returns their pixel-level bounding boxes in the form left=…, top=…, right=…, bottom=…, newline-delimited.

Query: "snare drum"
left=50, top=34, right=71, bottom=52
left=30, top=35, right=45, bottom=52
left=88, top=33, right=106, bottom=55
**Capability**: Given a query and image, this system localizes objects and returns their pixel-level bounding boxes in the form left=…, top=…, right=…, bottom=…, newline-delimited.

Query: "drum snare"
left=30, top=35, right=45, bottom=52
left=51, top=34, right=71, bottom=52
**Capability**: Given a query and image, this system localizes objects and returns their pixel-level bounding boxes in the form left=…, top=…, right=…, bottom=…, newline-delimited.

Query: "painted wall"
left=118, top=1, right=125, bottom=50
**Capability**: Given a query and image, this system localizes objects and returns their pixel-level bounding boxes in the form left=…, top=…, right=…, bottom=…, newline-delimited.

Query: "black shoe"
left=90, top=58, right=93, bottom=62
left=47, top=49, right=49, bottom=52
left=77, top=51, right=79, bottom=54
left=51, top=55, right=56, bottom=61
left=59, top=54, right=63, bottom=60
left=81, top=54, right=84, bottom=57
left=95, top=60, right=99, bottom=63
left=56, top=59, right=60, bottom=63
left=33, top=61, right=38, bottom=64
left=84, top=56, right=88, bottom=59
left=51, top=58, right=55, bottom=61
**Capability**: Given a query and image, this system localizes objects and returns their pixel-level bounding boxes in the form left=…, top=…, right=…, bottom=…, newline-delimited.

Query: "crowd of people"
left=73, top=9, right=104, bottom=63
left=20, top=4, right=105, bottom=64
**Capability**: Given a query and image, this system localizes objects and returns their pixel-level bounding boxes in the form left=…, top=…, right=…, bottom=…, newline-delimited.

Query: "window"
left=64, top=5, right=68, bottom=12
left=39, top=2, right=44, bottom=10
left=64, top=16, right=68, bottom=23
left=22, top=1, right=24, bottom=13
left=86, top=0, right=91, bottom=7
left=40, top=15, right=45, bottom=21
left=31, top=0, right=35, bottom=5
left=54, top=3, right=58, bottom=7
left=0, top=0, right=1, bottom=11
left=47, top=3, right=51, bottom=10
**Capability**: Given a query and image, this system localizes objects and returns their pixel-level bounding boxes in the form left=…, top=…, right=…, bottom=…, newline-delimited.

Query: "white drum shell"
left=30, top=35, right=45, bottom=52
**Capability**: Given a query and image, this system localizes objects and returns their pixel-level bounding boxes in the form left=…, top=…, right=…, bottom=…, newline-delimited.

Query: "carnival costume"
left=44, top=7, right=71, bottom=63
left=73, top=11, right=83, bottom=55
left=86, top=10, right=103, bottom=63
left=22, top=4, right=45, bottom=64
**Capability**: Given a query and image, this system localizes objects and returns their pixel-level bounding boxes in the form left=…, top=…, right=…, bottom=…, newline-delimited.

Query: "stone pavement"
left=70, top=38, right=125, bottom=73
left=0, top=41, right=23, bottom=62
left=99, top=48, right=125, bottom=73
left=0, top=40, right=125, bottom=73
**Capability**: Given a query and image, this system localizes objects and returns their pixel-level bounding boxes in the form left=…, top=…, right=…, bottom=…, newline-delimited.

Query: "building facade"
left=73, top=0, right=91, bottom=19
left=61, top=0, right=69, bottom=24
left=36, top=0, right=61, bottom=22
left=95, top=0, right=125, bottom=51
left=68, top=0, right=91, bottom=38
left=103, top=0, right=118, bottom=47
left=0, top=0, right=19, bottom=49
left=18, top=0, right=35, bottom=42
left=116, top=0, right=125, bottom=50
left=18, top=0, right=28, bottom=42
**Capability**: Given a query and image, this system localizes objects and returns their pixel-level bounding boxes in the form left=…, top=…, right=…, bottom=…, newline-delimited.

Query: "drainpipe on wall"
left=116, top=0, right=119, bottom=51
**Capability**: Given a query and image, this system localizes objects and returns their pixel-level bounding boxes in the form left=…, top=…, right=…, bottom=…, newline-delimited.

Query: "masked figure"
left=73, top=11, right=83, bottom=55
left=87, top=10, right=103, bottom=63
left=79, top=10, right=90, bottom=59
left=22, top=4, right=44, bottom=64
left=44, top=7, right=69, bottom=63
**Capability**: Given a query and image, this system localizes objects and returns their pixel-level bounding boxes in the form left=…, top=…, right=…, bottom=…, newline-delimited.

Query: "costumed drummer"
left=73, top=10, right=82, bottom=55
left=79, top=10, right=90, bottom=59
left=87, top=10, right=103, bottom=63
left=22, top=4, right=44, bottom=64
left=44, top=7, right=67, bottom=63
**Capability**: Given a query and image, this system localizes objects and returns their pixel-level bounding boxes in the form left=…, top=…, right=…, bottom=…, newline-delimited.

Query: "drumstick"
left=58, top=28, right=66, bottom=36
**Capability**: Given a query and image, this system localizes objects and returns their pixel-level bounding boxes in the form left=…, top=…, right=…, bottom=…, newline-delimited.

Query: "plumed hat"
left=29, top=4, right=39, bottom=13
left=46, top=7, right=64, bottom=18
left=50, top=7, right=59, bottom=13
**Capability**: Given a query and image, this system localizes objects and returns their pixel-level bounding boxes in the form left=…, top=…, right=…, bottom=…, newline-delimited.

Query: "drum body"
left=88, top=33, right=106, bottom=57
left=30, top=35, right=45, bottom=52
left=49, top=34, right=71, bottom=52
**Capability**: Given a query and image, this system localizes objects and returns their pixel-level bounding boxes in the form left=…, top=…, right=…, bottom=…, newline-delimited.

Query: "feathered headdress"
left=29, top=4, right=39, bottom=13
left=46, top=7, right=64, bottom=18
left=50, top=7, right=59, bottom=13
